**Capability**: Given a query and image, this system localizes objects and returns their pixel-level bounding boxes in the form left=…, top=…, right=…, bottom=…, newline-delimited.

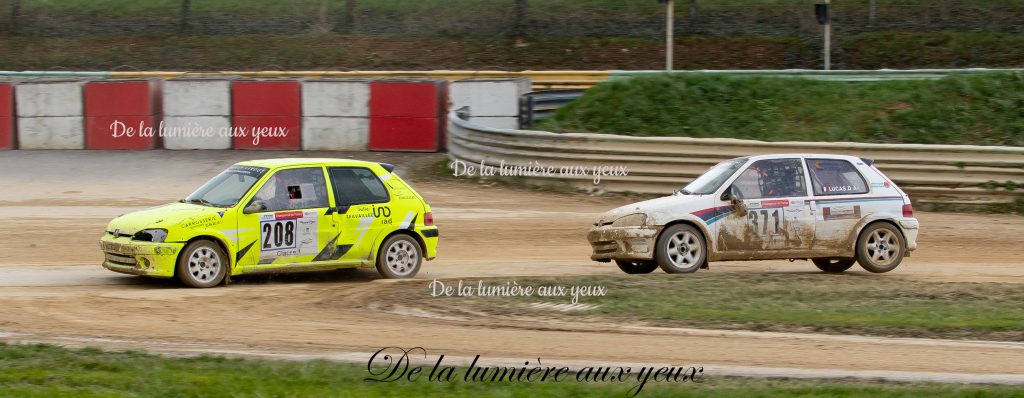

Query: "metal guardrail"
left=448, top=112, right=1024, bottom=205
left=4, top=68, right=1023, bottom=90
left=518, top=89, right=586, bottom=128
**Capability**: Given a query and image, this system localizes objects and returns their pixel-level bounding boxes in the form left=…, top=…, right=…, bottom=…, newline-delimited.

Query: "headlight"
left=611, top=213, right=648, bottom=227
left=133, top=229, right=168, bottom=242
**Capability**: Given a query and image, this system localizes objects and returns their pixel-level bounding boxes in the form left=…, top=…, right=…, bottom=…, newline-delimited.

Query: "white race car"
left=588, top=154, right=919, bottom=274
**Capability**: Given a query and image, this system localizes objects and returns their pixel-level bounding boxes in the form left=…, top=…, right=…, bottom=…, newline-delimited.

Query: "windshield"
left=184, top=165, right=268, bottom=207
left=680, top=158, right=747, bottom=195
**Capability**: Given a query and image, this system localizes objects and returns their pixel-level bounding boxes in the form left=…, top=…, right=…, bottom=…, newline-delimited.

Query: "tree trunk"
left=10, top=0, right=22, bottom=35
left=868, top=0, right=876, bottom=26
left=342, top=0, right=356, bottom=33
left=512, top=0, right=527, bottom=38
left=690, top=0, right=698, bottom=20
left=315, top=0, right=330, bottom=33
left=179, top=0, right=192, bottom=33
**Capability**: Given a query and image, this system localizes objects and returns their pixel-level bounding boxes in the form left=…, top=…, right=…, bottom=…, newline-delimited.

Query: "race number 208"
left=262, top=220, right=297, bottom=250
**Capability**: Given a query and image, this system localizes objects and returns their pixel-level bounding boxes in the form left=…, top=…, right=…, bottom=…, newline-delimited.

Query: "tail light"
left=424, top=212, right=434, bottom=226
left=902, top=204, right=914, bottom=218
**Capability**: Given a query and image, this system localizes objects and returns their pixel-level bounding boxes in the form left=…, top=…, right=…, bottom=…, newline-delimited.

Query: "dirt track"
left=1, top=151, right=1023, bottom=382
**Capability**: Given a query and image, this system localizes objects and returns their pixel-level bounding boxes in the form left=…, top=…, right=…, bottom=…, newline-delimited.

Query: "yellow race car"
left=100, top=158, right=439, bottom=287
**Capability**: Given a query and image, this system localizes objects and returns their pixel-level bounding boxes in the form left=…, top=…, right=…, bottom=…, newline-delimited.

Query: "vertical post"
left=179, top=0, right=192, bottom=33
left=343, top=0, right=356, bottom=33
left=824, top=0, right=831, bottom=70
left=317, top=0, right=329, bottom=33
left=513, top=0, right=527, bottom=38
left=666, top=0, right=674, bottom=71
left=868, top=0, right=876, bottom=26
left=690, top=0, right=698, bottom=20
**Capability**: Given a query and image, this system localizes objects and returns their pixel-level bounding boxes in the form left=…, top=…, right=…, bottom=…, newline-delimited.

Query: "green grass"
left=538, top=72, right=1024, bottom=146
left=412, top=274, right=1024, bottom=340
left=1, top=343, right=1022, bottom=397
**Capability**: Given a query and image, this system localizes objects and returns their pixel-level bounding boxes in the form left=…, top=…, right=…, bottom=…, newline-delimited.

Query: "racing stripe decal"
left=236, top=241, right=256, bottom=263
left=691, top=206, right=735, bottom=225
left=352, top=216, right=375, bottom=248
left=398, top=211, right=416, bottom=230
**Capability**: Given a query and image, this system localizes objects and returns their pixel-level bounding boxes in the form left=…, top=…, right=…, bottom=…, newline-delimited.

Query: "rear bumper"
left=586, top=226, right=661, bottom=261
left=417, top=226, right=439, bottom=260
left=99, top=235, right=183, bottom=278
left=898, top=217, right=919, bottom=251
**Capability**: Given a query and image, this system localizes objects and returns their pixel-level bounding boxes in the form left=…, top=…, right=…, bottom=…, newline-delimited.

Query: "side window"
left=329, top=167, right=390, bottom=205
left=250, top=167, right=330, bottom=212
left=806, top=159, right=869, bottom=196
left=731, top=158, right=807, bottom=199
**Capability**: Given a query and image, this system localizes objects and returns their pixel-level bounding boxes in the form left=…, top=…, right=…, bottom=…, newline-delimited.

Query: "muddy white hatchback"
left=588, top=154, right=919, bottom=274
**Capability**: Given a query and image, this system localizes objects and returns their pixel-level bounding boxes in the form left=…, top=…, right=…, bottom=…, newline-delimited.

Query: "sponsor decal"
left=759, top=199, right=790, bottom=208
left=180, top=214, right=220, bottom=229
left=823, top=205, right=862, bottom=221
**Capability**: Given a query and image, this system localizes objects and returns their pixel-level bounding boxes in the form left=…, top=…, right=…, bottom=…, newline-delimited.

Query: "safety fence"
left=6, top=68, right=1023, bottom=91
left=449, top=112, right=1024, bottom=205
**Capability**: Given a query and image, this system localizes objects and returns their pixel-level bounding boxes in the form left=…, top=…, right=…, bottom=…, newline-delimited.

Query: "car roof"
left=234, top=158, right=384, bottom=169
left=741, top=153, right=867, bottom=163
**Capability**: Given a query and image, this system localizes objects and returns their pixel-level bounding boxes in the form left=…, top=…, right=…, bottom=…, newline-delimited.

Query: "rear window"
left=805, top=159, right=868, bottom=196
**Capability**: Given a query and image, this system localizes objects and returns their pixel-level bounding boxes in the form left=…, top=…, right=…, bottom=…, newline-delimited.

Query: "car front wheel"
left=615, top=260, right=658, bottom=274
left=176, top=240, right=228, bottom=288
left=655, top=224, right=706, bottom=274
left=855, top=223, right=906, bottom=273
left=376, top=234, right=423, bottom=279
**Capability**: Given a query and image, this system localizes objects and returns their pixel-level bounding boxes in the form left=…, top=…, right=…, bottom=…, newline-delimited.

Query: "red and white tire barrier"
left=450, top=78, right=530, bottom=130
left=0, top=82, right=12, bottom=149
left=84, top=80, right=162, bottom=150
left=15, top=81, right=85, bottom=149
left=2, top=76, right=531, bottom=151
left=231, top=80, right=302, bottom=150
left=163, top=79, right=233, bottom=150
left=369, top=79, right=449, bottom=152
left=301, top=79, right=370, bottom=151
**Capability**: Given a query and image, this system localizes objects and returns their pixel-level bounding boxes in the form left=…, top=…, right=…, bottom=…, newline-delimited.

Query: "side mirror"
left=243, top=200, right=267, bottom=214
left=720, top=186, right=734, bottom=202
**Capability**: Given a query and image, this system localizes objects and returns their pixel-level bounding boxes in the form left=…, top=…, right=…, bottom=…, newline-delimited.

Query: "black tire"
left=855, top=222, right=906, bottom=273
left=654, top=224, right=707, bottom=274
left=376, top=233, right=423, bottom=279
left=812, top=258, right=855, bottom=273
left=176, top=240, right=228, bottom=288
left=615, top=260, right=659, bottom=274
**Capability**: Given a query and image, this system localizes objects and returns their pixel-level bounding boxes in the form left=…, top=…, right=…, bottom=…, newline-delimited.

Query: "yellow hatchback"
left=100, top=158, right=439, bottom=287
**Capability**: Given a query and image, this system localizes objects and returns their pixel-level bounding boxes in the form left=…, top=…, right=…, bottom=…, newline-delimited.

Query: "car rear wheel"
left=376, top=234, right=422, bottom=279
left=812, top=258, right=855, bottom=273
left=615, top=260, right=658, bottom=274
left=655, top=224, right=706, bottom=274
left=176, top=240, right=228, bottom=288
left=856, top=223, right=906, bottom=273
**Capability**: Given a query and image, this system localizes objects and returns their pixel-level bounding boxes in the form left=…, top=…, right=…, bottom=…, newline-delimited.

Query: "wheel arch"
left=657, top=218, right=711, bottom=264
left=175, top=235, right=233, bottom=277
left=374, top=230, right=427, bottom=264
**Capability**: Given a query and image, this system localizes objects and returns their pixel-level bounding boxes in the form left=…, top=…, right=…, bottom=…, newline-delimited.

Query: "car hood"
left=106, top=202, right=224, bottom=235
left=596, top=193, right=714, bottom=226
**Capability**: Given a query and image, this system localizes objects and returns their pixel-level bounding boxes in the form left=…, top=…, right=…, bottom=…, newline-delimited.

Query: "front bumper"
left=99, top=235, right=184, bottom=278
left=587, top=225, right=661, bottom=261
left=898, top=217, right=919, bottom=252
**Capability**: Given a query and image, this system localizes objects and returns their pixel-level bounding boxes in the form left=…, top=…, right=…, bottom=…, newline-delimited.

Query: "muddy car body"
left=588, top=154, right=919, bottom=274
